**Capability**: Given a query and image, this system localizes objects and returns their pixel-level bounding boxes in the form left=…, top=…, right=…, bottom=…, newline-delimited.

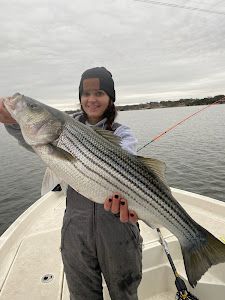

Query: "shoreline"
left=65, top=94, right=225, bottom=114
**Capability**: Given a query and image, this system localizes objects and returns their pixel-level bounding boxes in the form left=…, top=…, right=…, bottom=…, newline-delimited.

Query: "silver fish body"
left=3, top=93, right=225, bottom=288
left=55, top=121, right=196, bottom=240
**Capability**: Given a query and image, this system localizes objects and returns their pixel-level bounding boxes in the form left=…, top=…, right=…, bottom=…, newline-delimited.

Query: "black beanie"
left=79, top=67, right=116, bottom=102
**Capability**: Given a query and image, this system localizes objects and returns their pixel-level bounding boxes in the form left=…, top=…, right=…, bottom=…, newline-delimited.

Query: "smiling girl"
left=0, top=67, right=143, bottom=300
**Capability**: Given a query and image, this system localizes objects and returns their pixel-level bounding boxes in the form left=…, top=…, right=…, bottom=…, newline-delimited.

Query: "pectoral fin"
left=34, top=144, right=75, bottom=161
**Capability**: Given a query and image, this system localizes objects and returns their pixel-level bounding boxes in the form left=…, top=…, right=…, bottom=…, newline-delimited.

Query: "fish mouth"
left=2, top=97, right=16, bottom=115
left=3, top=95, right=20, bottom=112
left=1, top=99, right=8, bottom=110
left=3, top=94, right=24, bottom=118
left=3, top=97, right=14, bottom=109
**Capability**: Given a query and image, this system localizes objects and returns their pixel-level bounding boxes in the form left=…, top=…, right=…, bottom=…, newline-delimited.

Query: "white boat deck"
left=0, top=188, right=225, bottom=300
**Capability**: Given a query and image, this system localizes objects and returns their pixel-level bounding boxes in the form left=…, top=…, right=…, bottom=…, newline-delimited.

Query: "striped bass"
left=3, top=93, right=225, bottom=288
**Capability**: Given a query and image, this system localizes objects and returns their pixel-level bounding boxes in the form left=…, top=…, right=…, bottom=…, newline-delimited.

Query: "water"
left=0, top=105, right=225, bottom=235
left=0, top=129, right=46, bottom=235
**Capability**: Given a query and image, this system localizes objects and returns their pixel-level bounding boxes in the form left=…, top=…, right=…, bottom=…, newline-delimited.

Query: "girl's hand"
left=0, top=98, right=17, bottom=124
left=104, top=193, right=138, bottom=224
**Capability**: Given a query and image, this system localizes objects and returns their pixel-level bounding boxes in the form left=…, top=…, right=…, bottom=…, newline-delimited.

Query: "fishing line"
left=137, top=96, right=225, bottom=152
left=134, top=0, right=225, bottom=16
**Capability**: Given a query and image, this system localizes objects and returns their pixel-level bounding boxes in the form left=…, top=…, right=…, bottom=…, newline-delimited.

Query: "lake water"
left=0, top=104, right=225, bottom=235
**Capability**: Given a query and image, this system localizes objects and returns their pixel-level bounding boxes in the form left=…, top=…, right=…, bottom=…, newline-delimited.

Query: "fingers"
left=104, top=193, right=138, bottom=224
left=111, top=194, right=120, bottom=214
left=128, top=210, right=138, bottom=224
left=104, top=196, right=113, bottom=211
left=119, top=198, right=129, bottom=223
left=104, top=193, right=121, bottom=214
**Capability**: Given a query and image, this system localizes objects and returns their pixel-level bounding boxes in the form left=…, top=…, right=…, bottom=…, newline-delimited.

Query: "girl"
left=0, top=67, right=143, bottom=300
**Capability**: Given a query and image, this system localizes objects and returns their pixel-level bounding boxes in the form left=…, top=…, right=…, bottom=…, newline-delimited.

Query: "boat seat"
left=0, top=229, right=63, bottom=300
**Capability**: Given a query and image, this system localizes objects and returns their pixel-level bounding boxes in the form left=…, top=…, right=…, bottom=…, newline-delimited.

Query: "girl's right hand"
left=0, top=98, right=17, bottom=124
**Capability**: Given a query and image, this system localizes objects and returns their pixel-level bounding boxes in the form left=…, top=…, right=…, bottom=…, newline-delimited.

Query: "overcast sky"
left=1, top=0, right=225, bottom=110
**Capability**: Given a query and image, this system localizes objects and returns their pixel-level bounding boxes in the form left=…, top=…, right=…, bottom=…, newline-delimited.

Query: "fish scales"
left=64, top=122, right=190, bottom=235
left=64, top=123, right=167, bottom=203
left=66, top=121, right=170, bottom=205
left=61, top=121, right=198, bottom=241
left=60, top=129, right=144, bottom=204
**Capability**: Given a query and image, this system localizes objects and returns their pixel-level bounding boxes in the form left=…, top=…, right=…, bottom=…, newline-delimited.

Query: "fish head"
left=3, top=93, right=63, bottom=145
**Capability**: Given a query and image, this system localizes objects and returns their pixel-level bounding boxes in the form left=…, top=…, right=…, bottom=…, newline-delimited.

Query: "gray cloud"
left=0, top=0, right=225, bottom=108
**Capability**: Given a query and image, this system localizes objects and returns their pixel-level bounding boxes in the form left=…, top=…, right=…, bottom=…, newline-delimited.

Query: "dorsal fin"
left=137, top=156, right=169, bottom=188
left=93, top=127, right=122, bottom=146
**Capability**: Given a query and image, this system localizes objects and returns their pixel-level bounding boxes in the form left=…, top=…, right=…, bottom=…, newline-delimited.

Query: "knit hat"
left=79, top=67, right=116, bottom=102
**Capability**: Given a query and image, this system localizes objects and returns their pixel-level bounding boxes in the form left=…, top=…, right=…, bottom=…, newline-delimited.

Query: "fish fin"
left=137, top=156, right=169, bottom=187
left=93, top=127, right=122, bottom=146
left=52, top=145, right=75, bottom=161
left=41, top=167, right=61, bottom=195
left=180, top=226, right=225, bottom=287
left=40, top=144, right=75, bottom=161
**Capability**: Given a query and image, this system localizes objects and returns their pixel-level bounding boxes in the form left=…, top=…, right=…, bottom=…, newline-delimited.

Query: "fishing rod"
left=157, top=228, right=198, bottom=300
left=137, top=96, right=225, bottom=299
left=137, top=96, right=225, bottom=152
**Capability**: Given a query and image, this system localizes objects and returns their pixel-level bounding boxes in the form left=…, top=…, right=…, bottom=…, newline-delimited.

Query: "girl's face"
left=80, top=89, right=110, bottom=124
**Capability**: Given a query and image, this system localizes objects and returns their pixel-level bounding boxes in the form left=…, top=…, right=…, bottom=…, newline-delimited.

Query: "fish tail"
left=180, top=225, right=225, bottom=288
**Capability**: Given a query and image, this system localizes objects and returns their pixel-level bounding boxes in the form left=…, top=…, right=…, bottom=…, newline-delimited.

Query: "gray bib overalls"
left=61, top=115, right=143, bottom=300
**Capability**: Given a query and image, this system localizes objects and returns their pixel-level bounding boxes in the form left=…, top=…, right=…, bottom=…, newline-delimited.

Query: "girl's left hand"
left=104, top=193, right=138, bottom=224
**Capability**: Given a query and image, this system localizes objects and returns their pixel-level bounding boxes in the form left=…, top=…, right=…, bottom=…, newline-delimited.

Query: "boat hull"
left=0, top=188, right=225, bottom=299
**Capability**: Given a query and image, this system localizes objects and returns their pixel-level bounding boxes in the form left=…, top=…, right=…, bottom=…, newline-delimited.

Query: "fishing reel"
left=175, top=277, right=199, bottom=300
left=175, top=290, right=199, bottom=300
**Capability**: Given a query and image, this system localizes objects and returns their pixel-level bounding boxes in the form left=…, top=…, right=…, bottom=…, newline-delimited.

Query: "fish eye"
left=28, top=103, right=39, bottom=110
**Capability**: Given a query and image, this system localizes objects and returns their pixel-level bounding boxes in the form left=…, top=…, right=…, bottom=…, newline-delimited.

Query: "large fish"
left=3, top=93, right=225, bottom=287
